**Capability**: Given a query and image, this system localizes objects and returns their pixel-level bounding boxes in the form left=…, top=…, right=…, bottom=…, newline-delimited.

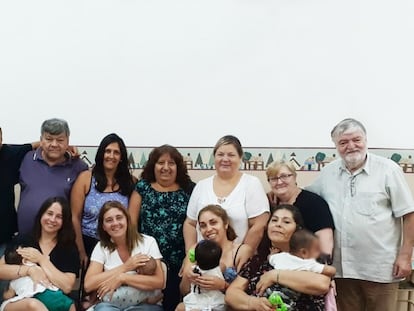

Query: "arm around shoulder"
left=244, top=212, right=269, bottom=251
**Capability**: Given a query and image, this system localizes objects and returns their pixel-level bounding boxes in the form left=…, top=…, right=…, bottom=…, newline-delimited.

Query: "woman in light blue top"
left=71, top=133, right=136, bottom=267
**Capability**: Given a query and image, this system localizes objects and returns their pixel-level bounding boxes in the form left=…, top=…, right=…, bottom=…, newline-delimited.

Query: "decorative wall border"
left=78, top=146, right=414, bottom=173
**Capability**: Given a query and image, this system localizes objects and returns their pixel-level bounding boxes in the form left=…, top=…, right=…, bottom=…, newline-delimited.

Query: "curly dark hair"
left=141, top=144, right=194, bottom=194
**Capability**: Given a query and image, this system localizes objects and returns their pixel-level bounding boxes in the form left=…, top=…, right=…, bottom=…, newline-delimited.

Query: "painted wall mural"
left=78, top=146, right=414, bottom=173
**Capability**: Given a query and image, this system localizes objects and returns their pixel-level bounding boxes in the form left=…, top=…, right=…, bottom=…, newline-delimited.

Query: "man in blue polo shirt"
left=17, top=118, right=88, bottom=234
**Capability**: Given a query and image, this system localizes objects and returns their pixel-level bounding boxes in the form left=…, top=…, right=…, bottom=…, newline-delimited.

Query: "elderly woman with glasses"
left=266, top=160, right=334, bottom=258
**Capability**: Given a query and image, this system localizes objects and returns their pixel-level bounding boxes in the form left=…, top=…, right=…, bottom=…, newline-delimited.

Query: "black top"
left=294, top=189, right=335, bottom=232
left=6, top=234, right=80, bottom=276
left=0, top=144, right=32, bottom=244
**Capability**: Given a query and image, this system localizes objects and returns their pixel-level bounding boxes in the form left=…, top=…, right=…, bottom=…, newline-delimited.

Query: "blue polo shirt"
left=18, top=148, right=88, bottom=234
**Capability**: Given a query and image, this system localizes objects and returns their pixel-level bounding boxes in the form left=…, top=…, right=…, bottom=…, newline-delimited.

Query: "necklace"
left=217, top=196, right=226, bottom=204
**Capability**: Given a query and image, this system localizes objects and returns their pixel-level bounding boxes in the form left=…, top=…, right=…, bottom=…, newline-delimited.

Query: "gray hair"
left=331, top=118, right=366, bottom=142
left=41, top=118, right=70, bottom=137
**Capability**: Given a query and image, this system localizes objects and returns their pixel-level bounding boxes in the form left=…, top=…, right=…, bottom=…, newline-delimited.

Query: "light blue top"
left=82, top=177, right=129, bottom=239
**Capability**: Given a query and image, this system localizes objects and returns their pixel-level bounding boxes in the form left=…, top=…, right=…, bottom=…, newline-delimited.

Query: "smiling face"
left=40, top=202, right=63, bottom=235
left=154, top=153, right=177, bottom=186
left=214, top=144, right=242, bottom=177
left=198, top=210, right=228, bottom=243
left=267, top=208, right=298, bottom=248
left=268, top=164, right=297, bottom=200
left=334, top=127, right=367, bottom=172
left=103, top=142, right=121, bottom=171
left=102, top=207, right=128, bottom=239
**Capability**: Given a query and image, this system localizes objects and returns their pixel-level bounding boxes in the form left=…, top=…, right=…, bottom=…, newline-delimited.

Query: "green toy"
left=268, top=291, right=288, bottom=311
left=188, top=248, right=196, bottom=263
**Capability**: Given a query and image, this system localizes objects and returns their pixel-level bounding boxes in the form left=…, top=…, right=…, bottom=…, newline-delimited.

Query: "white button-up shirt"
left=307, top=153, right=414, bottom=283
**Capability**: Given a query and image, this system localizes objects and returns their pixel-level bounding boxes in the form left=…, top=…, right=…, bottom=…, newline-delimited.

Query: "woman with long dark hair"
left=71, top=133, right=136, bottom=267
left=0, top=197, right=79, bottom=311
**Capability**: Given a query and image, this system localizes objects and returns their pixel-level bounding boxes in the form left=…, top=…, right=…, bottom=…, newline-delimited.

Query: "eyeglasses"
left=268, top=174, right=294, bottom=183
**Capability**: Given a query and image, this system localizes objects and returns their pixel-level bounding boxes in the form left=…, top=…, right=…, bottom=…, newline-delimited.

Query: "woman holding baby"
left=84, top=200, right=165, bottom=311
left=225, top=204, right=331, bottom=311
left=0, top=196, right=80, bottom=311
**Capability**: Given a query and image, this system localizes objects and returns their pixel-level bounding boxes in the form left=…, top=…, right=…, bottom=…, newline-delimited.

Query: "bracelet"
left=17, top=265, right=22, bottom=277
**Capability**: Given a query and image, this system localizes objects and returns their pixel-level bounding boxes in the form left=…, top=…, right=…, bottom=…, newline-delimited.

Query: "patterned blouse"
left=239, top=255, right=325, bottom=311
left=135, top=179, right=194, bottom=271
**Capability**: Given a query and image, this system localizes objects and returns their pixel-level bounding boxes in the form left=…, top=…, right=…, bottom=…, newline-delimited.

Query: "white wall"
left=1, top=0, right=413, bottom=148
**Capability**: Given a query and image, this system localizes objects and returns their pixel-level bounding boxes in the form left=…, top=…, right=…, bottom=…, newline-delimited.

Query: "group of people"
left=0, top=117, right=413, bottom=311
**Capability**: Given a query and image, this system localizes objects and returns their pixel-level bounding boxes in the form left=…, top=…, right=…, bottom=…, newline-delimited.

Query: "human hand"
left=123, top=254, right=151, bottom=272
left=97, top=274, right=123, bottom=301
left=67, top=145, right=80, bottom=158
left=256, top=270, right=278, bottom=296
left=194, top=275, right=224, bottom=291
left=183, top=265, right=200, bottom=284
left=393, top=253, right=412, bottom=279
left=247, top=296, right=274, bottom=311
left=26, top=265, right=53, bottom=291
left=17, top=247, right=45, bottom=265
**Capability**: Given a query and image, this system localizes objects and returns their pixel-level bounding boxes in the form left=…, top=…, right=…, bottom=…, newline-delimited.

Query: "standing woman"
left=129, top=144, right=195, bottom=311
left=71, top=133, right=136, bottom=266
left=84, top=201, right=165, bottom=311
left=183, top=135, right=269, bottom=253
left=0, top=197, right=80, bottom=311
left=266, top=160, right=334, bottom=257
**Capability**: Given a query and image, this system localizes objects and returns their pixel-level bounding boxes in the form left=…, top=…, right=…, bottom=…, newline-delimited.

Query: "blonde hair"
left=266, top=160, right=297, bottom=179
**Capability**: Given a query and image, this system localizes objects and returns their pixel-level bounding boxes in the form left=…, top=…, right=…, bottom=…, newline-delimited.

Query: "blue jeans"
left=94, top=302, right=164, bottom=311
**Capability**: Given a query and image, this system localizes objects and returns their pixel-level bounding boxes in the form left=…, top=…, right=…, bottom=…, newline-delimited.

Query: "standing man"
left=0, top=127, right=38, bottom=254
left=307, top=118, right=414, bottom=311
left=17, top=118, right=88, bottom=234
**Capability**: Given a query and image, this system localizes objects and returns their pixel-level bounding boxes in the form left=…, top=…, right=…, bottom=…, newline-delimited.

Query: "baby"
left=182, top=239, right=225, bottom=311
left=1, top=245, right=75, bottom=311
left=101, top=256, right=162, bottom=309
left=269, top=229, right=336, bottom=277
left=266, top=229, right=336, bottom=309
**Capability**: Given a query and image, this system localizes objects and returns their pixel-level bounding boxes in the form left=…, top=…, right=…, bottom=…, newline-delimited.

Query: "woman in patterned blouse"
left=129, top=144, right=195, bottom=311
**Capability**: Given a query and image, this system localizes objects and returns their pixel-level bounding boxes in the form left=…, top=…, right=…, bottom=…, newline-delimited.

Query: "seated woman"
left=0, top=197, right=80, bottom=311
left=225, top=204, right=331, bottom=311
left=84, top=201, right=165, bottom=311
left=179, top=205, right=253, bottom=309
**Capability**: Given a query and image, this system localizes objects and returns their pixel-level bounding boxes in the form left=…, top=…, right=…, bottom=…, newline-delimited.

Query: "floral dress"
left=239, top=255, right=325, bottom=311
left=135, top=179, right=193, bottom=271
